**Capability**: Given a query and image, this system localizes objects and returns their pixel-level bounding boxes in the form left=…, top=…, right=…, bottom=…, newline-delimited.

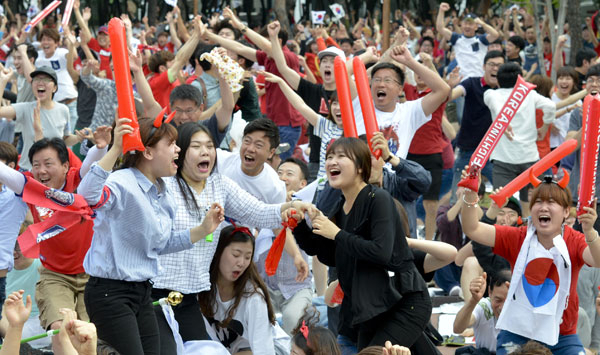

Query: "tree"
left=567, top=0, right=582, bottom=66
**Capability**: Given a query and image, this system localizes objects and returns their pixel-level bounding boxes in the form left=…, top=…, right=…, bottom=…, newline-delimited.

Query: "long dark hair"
left=198, top=226, right=276, bottom=328
left=119, top=117, right=177, bottom=169
left=174, top=122, right=218, bottom=217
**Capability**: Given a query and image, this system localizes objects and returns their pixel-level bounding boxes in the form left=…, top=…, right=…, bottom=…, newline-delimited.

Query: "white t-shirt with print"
left=35, top=47, right=78, bottom=102
left=13, top=102, right=70, bottom=170
left=352, top=97, right=431, bottom=159
left=473, top=297, right=499, bottom=351
left=206, top=283, right=290, bottom=355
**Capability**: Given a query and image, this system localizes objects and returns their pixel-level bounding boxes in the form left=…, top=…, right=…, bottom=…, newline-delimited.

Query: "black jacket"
left=293, top=184, right=428, bottom=326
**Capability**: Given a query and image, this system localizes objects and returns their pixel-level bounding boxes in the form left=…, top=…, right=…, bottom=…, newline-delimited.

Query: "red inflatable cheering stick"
left=457, top=76, right=536, bottom=191
left=578, top=94, right=600, bottom=215
left=334, top=56, right=358, bottom=138
left=489, top=139, right=577, bottom=207
left=265, top=211, right=298, bottom=276
left=353, top=56, right=381, bottom=159
left=108, top=18, right=144, bottom=154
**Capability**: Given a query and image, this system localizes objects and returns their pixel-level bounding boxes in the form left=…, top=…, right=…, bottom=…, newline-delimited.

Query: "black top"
left=75, top=79, right=97, bottom=130
left=296, top=78, right=335, bottom=164
left=293, top=184, right=427, bottom=326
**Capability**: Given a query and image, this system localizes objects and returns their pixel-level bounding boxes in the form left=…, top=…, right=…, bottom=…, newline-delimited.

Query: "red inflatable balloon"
left=458, top=76, right=536, bottom=191
left=578, top=94, right=600, bottom=215
left=490, top=139, right=577, bottom=207
left=334, top=56, right=358, bottom=138
left=265, top=211, right=298, bottom=276
left=353, top=57, right=381, bottom=159
left=108, top=18, right=144, bottom=154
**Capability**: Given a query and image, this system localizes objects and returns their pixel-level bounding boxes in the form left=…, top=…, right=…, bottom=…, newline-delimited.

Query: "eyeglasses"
left=587, top=77, right=600, bottom=85
left=372, top=77, right=400, bottom=85
left=486, top=62, right=502, bottom=69
left=32, top=77, right=53, bottom=83
left=173, top=107, right=200, bottom=115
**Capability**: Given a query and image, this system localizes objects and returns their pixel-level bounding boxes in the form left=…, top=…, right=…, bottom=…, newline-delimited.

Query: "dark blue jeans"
left=434, top=262, right=462, bottom=294
left=277, top=125, right=302, bottom=160
left=450, top=149, right=494, bottom=204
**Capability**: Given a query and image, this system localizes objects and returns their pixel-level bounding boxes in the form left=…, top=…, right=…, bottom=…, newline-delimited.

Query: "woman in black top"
left=284, top=137, right=431, bottom=350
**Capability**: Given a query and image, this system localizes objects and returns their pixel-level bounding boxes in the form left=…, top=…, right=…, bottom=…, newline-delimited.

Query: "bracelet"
left=384, top=155, right=393, bottom=163
left=241, top=26, right=248, bottom=33
left=586, top=231, right=599, bottom=244
left=462, top=194, right=480, bottom=207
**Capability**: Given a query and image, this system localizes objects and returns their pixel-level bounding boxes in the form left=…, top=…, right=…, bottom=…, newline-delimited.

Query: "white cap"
left=318, top=46, right=346, bottom=61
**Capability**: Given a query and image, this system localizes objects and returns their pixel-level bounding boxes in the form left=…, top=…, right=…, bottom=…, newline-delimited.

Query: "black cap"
left=505, top=197, right=522, bottom=216
left=30, top=66, right=58, bottom=86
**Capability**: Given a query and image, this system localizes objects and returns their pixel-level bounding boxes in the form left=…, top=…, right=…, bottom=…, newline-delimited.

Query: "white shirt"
left=215, top=150, right=286, bottom=204
left=484, top=88, right=556, bottom=164
left=35, top=48, right=78, bottom=102
left=550, top=93, right=579, bottom=148
left=450, top=33, right=489, bottom=78
left=207, top=283, right=290, bottom=355
left=352, top=97, right=431, bottom=159
left=473, top=297, right=499, bottom=351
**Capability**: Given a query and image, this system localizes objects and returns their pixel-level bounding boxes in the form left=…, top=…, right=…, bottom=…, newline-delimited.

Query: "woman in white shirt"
left=198, top=225, right=290, bottom=355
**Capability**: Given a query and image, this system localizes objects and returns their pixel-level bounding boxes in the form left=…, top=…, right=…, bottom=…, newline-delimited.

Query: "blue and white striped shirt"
left=78, top=163, right=193, bottom=281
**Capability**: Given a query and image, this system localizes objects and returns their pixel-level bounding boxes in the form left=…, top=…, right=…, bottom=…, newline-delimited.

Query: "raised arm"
left=214, top=58, right=234, bottom=132
left=204, top=24, right=257, bottom=62
left=461, top=181, right=496, bottom=247
left=391, top=45, right=450, bottom=116
left=222, top=7, right=272, bottom=55
left=15, top=44, right=34, bottom=82
left=261, top=71, right=319, bottom=126
left=129, top=50, right=162, bottom=117
left=73, top=0, right=92, bottom=45
left=167, top=17, right=202, bottom=81
left=0, top=68, right=16, bottom=120
left=64, top=28, right=80, bottom=84
left=165, top=10, right=182, bottom=50
left=556, top=89, right=586, bottom=110
left=476, top=18, right=499, bottom=43
left=436, top=3, right=453, bottom=41
left=268, top=21, right=301, bottom=90
left=453, top=273, right=485, bottom=334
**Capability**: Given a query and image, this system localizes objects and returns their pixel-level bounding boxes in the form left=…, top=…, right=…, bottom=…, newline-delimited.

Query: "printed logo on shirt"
left=382, top=125, right=400, bottom=156
left=318, top=97, right=330, bottom=115
left=50, top=60, right=60, bottom=70
left=44, top=189, right=75, bottom=207
left=35, top=206, right=54, bottom=221
left=36, top=224, right=66, bottom=243
left=207, top=318, right=244, bottom=349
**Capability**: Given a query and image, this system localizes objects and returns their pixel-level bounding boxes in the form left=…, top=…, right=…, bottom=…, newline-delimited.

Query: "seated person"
left=453, top=270, right=511, bottom=354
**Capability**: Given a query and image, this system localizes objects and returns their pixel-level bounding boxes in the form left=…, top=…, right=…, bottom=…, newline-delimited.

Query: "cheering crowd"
left=0, top=1, right=600, bottom=354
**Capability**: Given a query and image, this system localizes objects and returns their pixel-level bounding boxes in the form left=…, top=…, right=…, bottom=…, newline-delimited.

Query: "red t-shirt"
left=158, top=42, right=175, bottom=53
left=87, top=38, right=113, bottom=80
left=148, top=70, right=179, bottom=110
left=535, top=109, right=551, bottom=159
left=256, top=48, right=304, bottom=127
left=23, top=168, right=93, bottom=275
left=493, top=224, right=588, bottom=336
left=405, top=85, right=446, bottom=155
left=304, top=52, right=322, bottom=84
left=441, top=138, right=455, bottom=170
left=255, top=74, right=267, bottom=115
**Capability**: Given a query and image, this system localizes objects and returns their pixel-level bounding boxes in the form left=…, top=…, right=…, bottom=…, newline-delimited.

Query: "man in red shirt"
left=9, top=134, right=108, bottom=354
left=202, top=9, right=304, bottom=160
left=72, top=1, right=112, bottom=79
left=405, top=53, right=447, bottom=241
left=147, top=17, right=202, bottom=109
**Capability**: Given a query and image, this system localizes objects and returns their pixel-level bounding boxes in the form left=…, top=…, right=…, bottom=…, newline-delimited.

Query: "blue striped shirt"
left=78, top=163, right=193, bottom=281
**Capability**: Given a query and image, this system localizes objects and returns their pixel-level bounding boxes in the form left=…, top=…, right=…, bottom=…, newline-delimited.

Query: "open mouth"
left=376, top=90, right=387, bottom=99
left=39, top=177, right=51, bottom=185
left=538, top=215, right=551, bottom=227
left=329, top=168, right=341, bottom=177
left=244, top=155, right=255, bottom=164
left=232, top=271, right=241, bottom=278
left=198, top=160, right=210, bottom=172
left=37, top=87, right=46, bottom=95
left=323, top=69, right=332, bottom=78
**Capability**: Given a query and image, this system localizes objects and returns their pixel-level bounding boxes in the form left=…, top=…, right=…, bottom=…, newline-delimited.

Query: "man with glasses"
left=167, top=84, right=233, bottom=147
left=447, top=50, right=505, bottom=203
left=351, top=45, right=449, bottom=160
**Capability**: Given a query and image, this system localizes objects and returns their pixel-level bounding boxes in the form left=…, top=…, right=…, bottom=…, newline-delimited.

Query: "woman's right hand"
left=111, top=117, right=133, bottom=151
left=202, top=203, right=225, bottom=234
left=282, top=207, right=304, bottom=224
